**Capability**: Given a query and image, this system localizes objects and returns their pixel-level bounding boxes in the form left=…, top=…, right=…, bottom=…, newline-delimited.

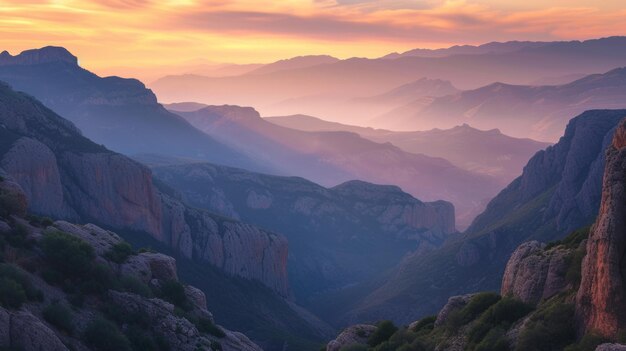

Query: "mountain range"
left=0, top=46, right=262, bottom=172
left=266, top=115, right=550, bottom=184
left=166, top=104, right=500, bottom=228
left=151, top=37, right=626, bottom=124
left=331, top=109, right=626, bottom=326
left=374, top=67, right=626, bottom=141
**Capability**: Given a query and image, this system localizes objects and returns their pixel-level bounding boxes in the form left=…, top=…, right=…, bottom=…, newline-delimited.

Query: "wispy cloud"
left=0, top=0, right=624, bottom=77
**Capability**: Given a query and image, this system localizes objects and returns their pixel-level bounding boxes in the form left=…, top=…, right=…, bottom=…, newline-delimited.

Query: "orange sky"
left=1, top=0, right=625, bottom=80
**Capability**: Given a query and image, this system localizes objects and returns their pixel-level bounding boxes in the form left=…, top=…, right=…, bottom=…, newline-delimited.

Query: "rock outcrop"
left=335, top=109, right=626, bottom=325
left=596, top=344, right=626, bottom=351
left=434, top=294, right=475, bottom=327
left=0, top=81, right=289, bottom=296
left=501, top=241, right=571, bottom=305
left=0, top=46, right=77, bottom=66
left=326, top=324, right=376, bottom=351
left=150, top=161, right=456, bottom=299
left=1, top=309, right=69, bottom=351
left=577, top=118, right=626, bottom=338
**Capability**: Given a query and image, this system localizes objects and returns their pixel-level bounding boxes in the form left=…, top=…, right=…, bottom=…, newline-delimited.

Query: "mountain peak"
left=0, top=46, right=78, bottom=66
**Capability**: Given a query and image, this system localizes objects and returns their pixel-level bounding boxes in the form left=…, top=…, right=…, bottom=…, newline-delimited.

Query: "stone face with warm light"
left=577, top=118, right=626, bottom=338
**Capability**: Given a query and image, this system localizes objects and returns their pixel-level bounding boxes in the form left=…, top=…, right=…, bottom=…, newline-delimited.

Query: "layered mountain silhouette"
left=0, top=46, right=262, bottom=171
left=151, top=37, right=626, bottom=123
left=167, top=104, right=500, bottom=228
left=375, top=67, right=626, bottom=141
left=0, top=80, right=335, bottom=350
left=328, top=109, right=626, bottom=326
left=267, top=115, right=549, bottom=184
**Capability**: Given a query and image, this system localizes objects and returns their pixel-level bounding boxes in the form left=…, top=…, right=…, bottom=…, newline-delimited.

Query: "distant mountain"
left=0, top=46, right=262, bottom=171
left=146, top=160, right=455, bottom=308
left=168, top=105, right=501, bottom=228
left=248, top=55, right=339, bottom=75
left=266, top=115, right=549, bottom=184
left=351, top=77, right=459, bottom=107
left=375, top=67, right=626, bottom=141
left=151, top=37, right=626, bottom=123
left=382, top=40, right=551, bottom=59
left=333, top=109, right=625, bottom=326
left=0, top=81, right=331, bottom=350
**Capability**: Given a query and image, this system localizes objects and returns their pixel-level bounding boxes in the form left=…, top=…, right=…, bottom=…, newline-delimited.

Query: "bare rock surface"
left=596, top=344, right=626, bottom=351
left=577, top=118, right=626, bottom=338
left=326, top=324, right=376, bottom=351
left=501, top=241, right=570, bottom=305
left=435, top=294, right=475, bottom=327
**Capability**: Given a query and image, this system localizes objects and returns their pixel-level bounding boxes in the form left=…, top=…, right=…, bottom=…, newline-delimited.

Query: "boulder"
left=435, top=294, right=475, bottom=327
left=501, top=241, right=570, bottom=305
left=50, top=221, right=122, bottom=255
left=184, top=285, right=207, bottom=311
left=326, top=324, right=376, bottom=351
left=10, top=310, right=68, bottom=351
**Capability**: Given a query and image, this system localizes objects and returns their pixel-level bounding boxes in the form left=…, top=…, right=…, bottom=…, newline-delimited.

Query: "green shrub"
left=516, top=302, right=576, bottom=351
left=41, top=231, right=95, bottom=278
left=447, top=293, right=501, bottom=329
left=0, top=277, right=26, bottom=308
left=210, top=341, right=223, bottom=351
left=5, top=224, right=32, bottom=248
left=474, top=327, right=508, bottom=351
left=368, top=320, right=398, bottom=347
left=197, top=317, right=226, bottom=338
left=105, top=242, right=134, bottom=264
left=0, top=264, right=41, bottom=299
left=79, top=264, right=117, bottom=295
left=43, top=302, right=74, bottom=334
left=119, top=276, right=153, bottom=297
left=565, top=248, right=586, bottom=287
left=84, top=317, right=132, bottom=351
left=158, top=280, right=190, bottom=310
left=411, top=315, right=436, bottom=333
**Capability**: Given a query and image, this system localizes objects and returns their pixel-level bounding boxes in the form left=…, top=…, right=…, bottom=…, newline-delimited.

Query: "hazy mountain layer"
left=266, top=115, right=549, bottom=184
left=169, top=105, right=500, bottom=228
left=328, top=109, right=625, bottom=326
left=375, top=67, right=626, bottom=141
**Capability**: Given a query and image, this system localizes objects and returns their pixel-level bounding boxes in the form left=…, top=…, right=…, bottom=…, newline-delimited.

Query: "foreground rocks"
left=0, top=82, right=289, bottom=296
left=326, top=324, right=376, bottom=351
left=501, top=241, right=572, bottom=305
left=577, top=118, right=626, bottom=338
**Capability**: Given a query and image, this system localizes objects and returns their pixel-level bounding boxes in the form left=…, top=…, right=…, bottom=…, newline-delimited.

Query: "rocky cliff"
left=0, top=179, right=262, bottom=351
left=577, top=118, right=626, bottom=338
left=148, top=160, right=456, bottom=306
left=0, top=81, right=289, bottom=297
left=335, top=109, right=626, bottom=325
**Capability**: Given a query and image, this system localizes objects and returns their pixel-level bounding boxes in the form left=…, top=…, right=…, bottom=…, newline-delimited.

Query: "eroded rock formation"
left=576, top=118, right=626, bottom=338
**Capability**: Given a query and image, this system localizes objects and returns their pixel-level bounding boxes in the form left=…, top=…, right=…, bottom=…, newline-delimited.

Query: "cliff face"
left=336, top=110, right=626, bottom=325
left=576, top=118, right=626, bottom=338
left=0, top=82, right=289, bottom=297
left=149, top=161, right=456, bottom=303
left=0, top=184, right=262, bottom=351
left=501, top=240, right=579, bottom=305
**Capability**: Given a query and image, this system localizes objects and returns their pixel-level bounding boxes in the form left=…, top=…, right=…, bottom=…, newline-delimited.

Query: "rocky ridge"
left=0, top=81, right=289, bottom=296
left=577, top=118, right=626, bottom=338
left=0, top=175, right=261, bottom=351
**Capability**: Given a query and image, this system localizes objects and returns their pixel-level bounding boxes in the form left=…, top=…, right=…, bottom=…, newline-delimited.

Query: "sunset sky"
left=1, top=0, right=625, bottom=80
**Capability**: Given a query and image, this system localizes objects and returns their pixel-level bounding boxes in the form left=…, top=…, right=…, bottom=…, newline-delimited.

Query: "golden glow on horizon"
left=1, top=0, right=625, bottom=80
